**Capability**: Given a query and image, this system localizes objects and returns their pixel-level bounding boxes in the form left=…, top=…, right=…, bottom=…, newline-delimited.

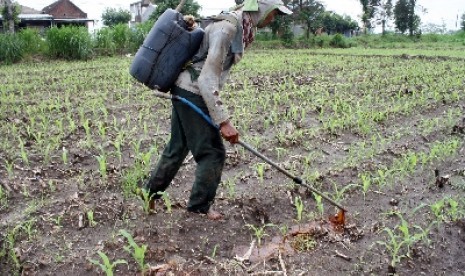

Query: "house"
left=130, top=0, right=155, bottom=27
left=42, top=0, right=93, bottom=28
left=0, top=0, right=93, bottom=33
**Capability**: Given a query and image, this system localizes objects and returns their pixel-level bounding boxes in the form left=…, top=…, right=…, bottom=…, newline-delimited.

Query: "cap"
left=243, top=0, right=293, bottom=15
left=274, top=2, right=293, bottom=15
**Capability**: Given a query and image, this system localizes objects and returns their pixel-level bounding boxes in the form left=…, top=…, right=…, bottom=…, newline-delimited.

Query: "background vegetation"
left=1, top=0, right=465, bottom=65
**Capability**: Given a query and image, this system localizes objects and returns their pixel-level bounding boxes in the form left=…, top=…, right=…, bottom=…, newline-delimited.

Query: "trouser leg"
left=171, top=87, right=226, bottom=214
left=144, top=102, right=189, bottom=198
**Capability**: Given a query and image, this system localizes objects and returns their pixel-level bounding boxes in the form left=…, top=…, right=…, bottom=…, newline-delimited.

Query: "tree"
left=101, top=8, right=131, bottom=27
left=289, top=0, right=325, bottom=39
left=393, top=0, right=420, bottom=35
left=461, top=12, right=465, bottom=31
left=359, top=0, right=392, bottom=34
left=316, top=12, right=358, bottom=35
left=377, top=0, right=393, bottom=35
left=149, top=0, right=200, bottom=21
left=393, top=0, right=408, bottom=33
left=360, top=0, right=376, bottom=31
left=1, top=0, right=20, bottom=33
left=406, top=0, right=420, bottom=36
left=421, top=22, right=446, bottom=34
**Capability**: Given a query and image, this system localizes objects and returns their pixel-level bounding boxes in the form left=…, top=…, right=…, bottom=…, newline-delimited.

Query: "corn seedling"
left=256, top=162, right=266, bottom=182
left=138, top=188, right=155, bottom=214
left=277, top=224, right=289, bottom=236
left=97, top=121, right=107, bottom=138
left=376, top=212, right=432, bottom=270
left=89, top=251, right=127, bottom=276
left=294, top=196, right=304, bottom=221
left=431, top=196, right=464, bottom=222
left=157, top=191, right=172, bottom=213
left=0, top=186, right=8, bottom=209
left=331, top=181, right=358, bottom=202
left=87, top=210, right=97, bottom=227
left=211, top=244, right=219, bottom=258
left=62, top=147, right=68, bottom=164
left=82, top=119, right=93, bottom=147
left=313, top=193, right=324, bottom=217
left=18, top=138, right=29, bottom=166
left=360, top=172, right=372, bottom=199
left=245, top=223, right=274, bottom=246
left=119, top=229, right=147, bottom=272
left=223, top=177, right=236, bottom=199
left=22, top=219, right=37, bottom=239
left=95, top=152, right=108, bottom=179
left=43, top=144, right=52, bottom=165
left=5, top=159, right=14, bottom=179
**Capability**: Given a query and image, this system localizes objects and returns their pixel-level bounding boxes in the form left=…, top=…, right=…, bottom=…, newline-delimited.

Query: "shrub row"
left=0, top=21, right=153, bottom=65
left=1, top=25, right=464, bottom=65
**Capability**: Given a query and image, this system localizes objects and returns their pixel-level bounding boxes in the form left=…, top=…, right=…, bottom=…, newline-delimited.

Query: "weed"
left=291, top=234, right=317, bottom=251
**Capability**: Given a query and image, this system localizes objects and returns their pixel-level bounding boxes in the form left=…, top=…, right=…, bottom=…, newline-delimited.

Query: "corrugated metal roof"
left=20, top=5, right=41, bottom=14
left=0, top=2, right=40, bottom=14
left=0, top=14, right=53, bottom=20
left=19, top=14, right=53, bottom=19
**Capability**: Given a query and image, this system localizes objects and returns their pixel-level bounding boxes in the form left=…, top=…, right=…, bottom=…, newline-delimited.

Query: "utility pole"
left=3, top=0, right=16, bottom=33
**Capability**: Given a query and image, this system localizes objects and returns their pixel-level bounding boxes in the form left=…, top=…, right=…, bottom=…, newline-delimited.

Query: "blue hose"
left=173, top=95, right=220, bottom=130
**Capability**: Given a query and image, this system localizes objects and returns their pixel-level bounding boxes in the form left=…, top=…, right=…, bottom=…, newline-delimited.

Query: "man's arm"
left=197, top=20, right=239, bottom=143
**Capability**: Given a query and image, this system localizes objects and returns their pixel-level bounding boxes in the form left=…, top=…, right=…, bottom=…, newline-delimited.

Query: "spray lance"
left=152, top=91, right=347, bottom=225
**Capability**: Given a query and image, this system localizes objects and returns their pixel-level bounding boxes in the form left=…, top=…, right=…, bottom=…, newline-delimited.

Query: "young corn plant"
left=375, top=212, right=433, bottom=271
left=157, top=191, right=172, bottom=213
left=256, top=163, right=266, bottom=183
left=18, top=138, right=29, bottom=166
left=245, top=223, right=274, bottom=247
left=87, top=210, right=97, bottom=227
left=138, top=188, right=154, bottom=214
left=359, top=172, right=372, bottom=200
left=294, top=196, right=304, bottom=221
left=313, top=193, right=324, bottom=218
left=89, top=251, right=127, bottom=276
left=223, top=177, right=236, bottom=199
left=0, top=186, right=8, bottom=210
left=331, top=182, right=358, bottom=203
left=119, top=229, right=148, bottom=272
left=62, top=147, right=69, bottom=165
left=5, top=159, right=14, bottom=179
left=95, top=152, right=108, bottom=179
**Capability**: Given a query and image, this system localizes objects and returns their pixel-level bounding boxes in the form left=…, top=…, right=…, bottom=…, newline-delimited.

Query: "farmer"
left=142, top=0, right=292, bottom=220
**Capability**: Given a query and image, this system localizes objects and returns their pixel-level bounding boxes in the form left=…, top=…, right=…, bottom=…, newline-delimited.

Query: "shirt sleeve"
left=197, top=20, right=237, bottom=126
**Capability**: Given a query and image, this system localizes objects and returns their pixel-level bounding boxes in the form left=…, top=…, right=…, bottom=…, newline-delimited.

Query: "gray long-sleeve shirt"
left=175, top=11, right=243, bottom=126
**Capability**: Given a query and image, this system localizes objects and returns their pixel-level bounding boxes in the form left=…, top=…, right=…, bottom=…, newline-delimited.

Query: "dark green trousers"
left=144, top=86, right=226, bottom=214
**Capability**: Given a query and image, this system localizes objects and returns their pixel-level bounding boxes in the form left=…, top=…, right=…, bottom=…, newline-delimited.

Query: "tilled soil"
left=1, top=52, right=465, bottom=275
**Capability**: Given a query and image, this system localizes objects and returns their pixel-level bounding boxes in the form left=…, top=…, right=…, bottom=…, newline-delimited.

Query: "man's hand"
left=220, top=120, right=239, bottom=144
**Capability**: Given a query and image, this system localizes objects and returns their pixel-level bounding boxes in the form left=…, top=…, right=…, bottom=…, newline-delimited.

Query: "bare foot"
left=206, top=209, right=223, bottom=220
